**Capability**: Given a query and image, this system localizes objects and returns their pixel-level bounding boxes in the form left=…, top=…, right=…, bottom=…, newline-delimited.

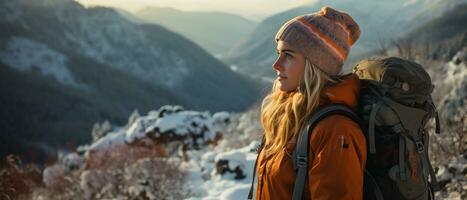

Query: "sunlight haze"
left=75, top=0, right=318, bottom=21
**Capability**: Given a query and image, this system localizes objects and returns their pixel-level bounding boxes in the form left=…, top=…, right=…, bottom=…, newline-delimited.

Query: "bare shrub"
left=0, top=155, right=42, bottom=200
left=214, top=105, right=263, bottom=152
left=84, top=142, right=166, bottom=170
left=31, top=147, right=190, bottom=199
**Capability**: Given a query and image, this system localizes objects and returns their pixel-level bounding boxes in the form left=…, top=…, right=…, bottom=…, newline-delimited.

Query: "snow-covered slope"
left=0, top=0, right=262, bottom=162
left=0, top=37, right=83, bottom=88
left=438, top=49, right=467, bottom=124
left=0, top=0, right=261, bottom=111
left=429, top=48, right=467, bottom=199
left=32, top=105, right=262, bottom=199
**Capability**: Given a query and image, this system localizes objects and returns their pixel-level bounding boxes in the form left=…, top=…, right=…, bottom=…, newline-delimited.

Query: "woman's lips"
left=278, top=75, right=287, bottom=80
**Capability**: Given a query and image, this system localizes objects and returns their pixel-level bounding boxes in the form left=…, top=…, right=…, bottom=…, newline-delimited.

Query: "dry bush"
left=0, top=155, right=42, bottom=200
left=213, top=105, right=263, bottom=152
left=84, top=141, right=166, bottom=170
left=31, top=145, right=191, bottom=200
left=391, top=38, right=415, bottom=60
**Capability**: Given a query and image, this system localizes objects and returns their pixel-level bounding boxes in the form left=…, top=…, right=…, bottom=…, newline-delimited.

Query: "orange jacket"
left=255, top=74, right=367, bottom=200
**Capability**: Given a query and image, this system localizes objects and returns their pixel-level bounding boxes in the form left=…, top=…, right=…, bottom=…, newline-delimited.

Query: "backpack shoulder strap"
left=247, top=136, right=265, bottom=199
left=292, top=104, right=361, bottom=200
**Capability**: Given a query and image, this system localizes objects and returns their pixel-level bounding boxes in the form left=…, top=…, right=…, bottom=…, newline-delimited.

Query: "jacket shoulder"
left=309, top=114, right=365, bottom=149
left=314, top=114, right=362, bottom=133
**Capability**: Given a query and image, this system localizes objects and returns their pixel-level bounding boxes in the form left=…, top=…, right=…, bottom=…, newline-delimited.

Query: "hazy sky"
left=75, top=0, right=318, bottom=21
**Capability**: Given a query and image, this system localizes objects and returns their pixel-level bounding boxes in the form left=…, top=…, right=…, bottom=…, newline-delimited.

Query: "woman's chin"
left=276, top=80, right=295, bottom=92
left=278, top=84, right=293, bottom=92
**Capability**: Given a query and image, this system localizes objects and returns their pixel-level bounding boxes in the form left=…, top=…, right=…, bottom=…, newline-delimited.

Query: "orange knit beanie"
left=275, top=7, right=361, bottom=76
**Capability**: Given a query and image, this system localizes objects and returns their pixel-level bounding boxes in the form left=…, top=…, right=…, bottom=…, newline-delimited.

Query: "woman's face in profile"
left=273, top=40, right=306, bottom=92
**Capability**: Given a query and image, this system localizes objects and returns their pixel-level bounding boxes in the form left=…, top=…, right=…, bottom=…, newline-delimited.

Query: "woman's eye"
left=276, top=51, right=292, bottom=58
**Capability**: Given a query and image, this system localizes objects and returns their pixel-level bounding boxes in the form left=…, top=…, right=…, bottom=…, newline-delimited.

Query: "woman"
left=250, top=7, right=366, bottom=200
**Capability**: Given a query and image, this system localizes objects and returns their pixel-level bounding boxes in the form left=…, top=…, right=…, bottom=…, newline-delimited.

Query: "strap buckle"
left=296, top=155, right=307, bottom=168
left=415, top=140, right=425, bottom=153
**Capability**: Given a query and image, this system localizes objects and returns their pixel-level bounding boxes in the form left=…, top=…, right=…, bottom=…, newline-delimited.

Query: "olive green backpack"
left=354, top=57, right=441, bottom=200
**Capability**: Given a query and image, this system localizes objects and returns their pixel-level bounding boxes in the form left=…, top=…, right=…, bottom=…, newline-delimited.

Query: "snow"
left=213, top=112, right=230, bottom=123
left=230, top=65, right=238, bottom=71
left=429, top=48, right=467, bottom=199
left=403, top=0, right=419, bottom=7
left=219, top=184, right=251, bottom=200
left=437, top=165, right=454, bottom=182
left=56, top=104, right=264, bottom=199
left=92, top=120, right=112, bottom=141
left=0, top=36, right=85, bottom=88
left=248, top=140, right=262, bottom=152
left=125, top=117, right=153, bottom=142
left=144, top=110, right=217, bottom=141
left=447, top=155, right=467, bottom=175
left=81, top=106, right=232, bottom=166
left=62, top=153, right=85, bottom=170
left=80, top=169, right=110, bottom=199
left=68, top=8, right=189, bottom=88
left=87, top=131, right=126, bottom=154
left=183, top=145, right=259, bottom=200
left=439, top=48, right=467, bottom=123
left=435, top=153, right=467, bottom=200
left=42, top=164, right=67, bottom=188
left=215, top=150, right=247, bottom=170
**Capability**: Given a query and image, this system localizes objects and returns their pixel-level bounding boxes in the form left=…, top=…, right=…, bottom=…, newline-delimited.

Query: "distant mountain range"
left=133, top=6, right=258, bottom=59
left=0, top=0, right=261, bottom=161
left=404, top=3, right=467, bottom=42
left=223, top=0, right=467, bottom=79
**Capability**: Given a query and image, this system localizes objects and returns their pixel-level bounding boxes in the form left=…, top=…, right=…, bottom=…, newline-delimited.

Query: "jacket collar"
left=319, top=73, right=360, bottom=110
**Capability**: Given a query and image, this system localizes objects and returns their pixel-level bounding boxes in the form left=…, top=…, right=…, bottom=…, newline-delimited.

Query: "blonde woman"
left=248, top=7, right=366, bottom=200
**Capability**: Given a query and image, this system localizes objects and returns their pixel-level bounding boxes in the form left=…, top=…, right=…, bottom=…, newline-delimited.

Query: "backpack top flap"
left=353, top=57, right=434, bottom=107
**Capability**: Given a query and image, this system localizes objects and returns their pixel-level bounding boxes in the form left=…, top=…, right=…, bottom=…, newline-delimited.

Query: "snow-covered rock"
left=80, top=169, right=114, bottom=199
left=437, top=165, right=454, bottom=183
left=435, top=154, right=467, bottom=199
left=214, top=150, right=248, bottom=179
left=439, top=48, right=467, bottom=124
left=81, top=105, right=232, bottom=169
left=183, top=144, right=259, bottom=199
left=91, top=120, right=112, bottom=142
left=62, top=153, right=85, bottom=171
left=42, top=164, right=67, bottom=188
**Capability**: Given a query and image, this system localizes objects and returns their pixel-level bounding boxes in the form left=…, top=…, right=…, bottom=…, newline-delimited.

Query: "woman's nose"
left=272, top=56, right=283, bottom=71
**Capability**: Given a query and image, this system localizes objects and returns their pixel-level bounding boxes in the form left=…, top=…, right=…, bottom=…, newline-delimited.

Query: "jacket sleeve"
left=307, top=115, right=367, bottom=200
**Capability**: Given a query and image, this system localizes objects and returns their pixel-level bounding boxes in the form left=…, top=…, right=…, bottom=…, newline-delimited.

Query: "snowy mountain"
left=404, top=3, right=467, bottom=42
left=0, top=0, right=262, bottom=162
left=224, top=0, right=467, bottom=79
left=0, top=0, right=261, bottom=109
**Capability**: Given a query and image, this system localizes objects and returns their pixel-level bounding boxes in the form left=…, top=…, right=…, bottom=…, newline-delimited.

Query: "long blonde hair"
left=260, top=59, right=336, bottom=157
